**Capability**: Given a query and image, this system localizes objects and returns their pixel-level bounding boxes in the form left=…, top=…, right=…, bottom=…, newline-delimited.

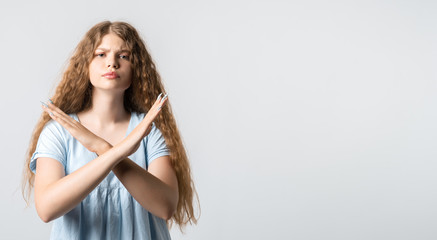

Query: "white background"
left=1, top=0, right=437, bottom=239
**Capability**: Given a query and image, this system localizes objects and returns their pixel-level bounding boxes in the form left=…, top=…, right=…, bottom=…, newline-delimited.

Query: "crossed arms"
left=34, top=95, right=178, bottom=222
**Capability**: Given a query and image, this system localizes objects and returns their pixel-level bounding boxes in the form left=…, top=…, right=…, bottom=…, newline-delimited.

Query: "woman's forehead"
left=96, top=33, right=130, bottom=51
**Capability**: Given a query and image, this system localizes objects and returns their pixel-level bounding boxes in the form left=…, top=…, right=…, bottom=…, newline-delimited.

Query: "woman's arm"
left=97, top=138, right=178, bottom=220
left=33, top=116, right=153, bottom=223
left=34, top=144, right=122, bottom=223
left=113, top=156, right=178, bottom=220
left=35, top=95, right=170, bottom=222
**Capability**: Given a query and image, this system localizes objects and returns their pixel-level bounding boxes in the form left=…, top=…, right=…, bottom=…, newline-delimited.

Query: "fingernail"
left=48, top=99, right=53, bottom=104
left=157, top=106, right=162, bottom=110
left=160, top=94, right=168, bottom=103
left=49, top=111, right=54, bottom=116
left=156, top=93, right=163, bottom=100
left=40, top=101, right=48, bottom=108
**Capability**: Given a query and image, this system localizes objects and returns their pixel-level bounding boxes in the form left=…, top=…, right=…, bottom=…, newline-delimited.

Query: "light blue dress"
left=30, top=112, right=172, bottom=240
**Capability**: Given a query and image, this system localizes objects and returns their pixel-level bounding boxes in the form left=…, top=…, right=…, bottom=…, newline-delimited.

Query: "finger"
left=149, top=93, right=168, bottom=112
left=152, top=93, right=164, bottom=108
left=157, top=94, right=168, bottom=111
left=160, top=93, right=168, bottom=103
left=46, top=100, right=71, bottom=119
left=41, top=104, right=54, bottom=117
left=46, top=100, right=82, bottom=129
left=41, top=102, right=76, bottom=131
left=49, top=110, right=72, bottom=128
left=142, top=93, right=168, bottom=124
left=156, top=93, right=163, bottom=101
left=44, top=106, right=76, bottom=130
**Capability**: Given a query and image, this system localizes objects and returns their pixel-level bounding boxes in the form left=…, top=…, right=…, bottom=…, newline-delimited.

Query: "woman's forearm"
left=99, top=140, right=178, bottom=220
left=112, top=158, right=179, bottom=220
left=35, top=145, right=124, bottom=222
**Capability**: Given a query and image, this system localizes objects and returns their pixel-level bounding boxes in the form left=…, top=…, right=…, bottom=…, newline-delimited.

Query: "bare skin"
left=34, top=33, right=178, bottom=223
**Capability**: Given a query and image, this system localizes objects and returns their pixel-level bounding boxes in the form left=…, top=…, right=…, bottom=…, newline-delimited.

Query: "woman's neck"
left=80, top=89, right=130, bottom=128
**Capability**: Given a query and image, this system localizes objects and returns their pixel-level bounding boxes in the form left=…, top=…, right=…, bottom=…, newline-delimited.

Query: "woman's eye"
left=96, top=53, right=105, bottom=57
left=120, top=55, right=129, bottom=60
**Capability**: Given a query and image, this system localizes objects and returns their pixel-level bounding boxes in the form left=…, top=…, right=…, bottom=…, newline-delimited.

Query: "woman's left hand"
left=116, top=93, right=168, bottom=158
left=41, top=100, right=110, bottom=155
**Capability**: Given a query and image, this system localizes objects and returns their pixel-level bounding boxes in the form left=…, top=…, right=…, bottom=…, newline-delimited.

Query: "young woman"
left=22, top=21, right=198, bottom=239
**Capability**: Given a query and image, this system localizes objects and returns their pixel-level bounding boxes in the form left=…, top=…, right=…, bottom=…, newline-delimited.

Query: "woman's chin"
left=91, top=84, right=131, bottom=93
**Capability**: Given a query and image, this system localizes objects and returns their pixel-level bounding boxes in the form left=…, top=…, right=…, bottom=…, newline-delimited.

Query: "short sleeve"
left=30, top=121, right=67, bottom=173
left=146, top=123, right=170, bottom=165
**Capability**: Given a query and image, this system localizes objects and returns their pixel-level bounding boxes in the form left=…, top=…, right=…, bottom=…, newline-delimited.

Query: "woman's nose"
left=107, top=63, right=119, bottom=69
left=107, top=55, right=119, bottom=69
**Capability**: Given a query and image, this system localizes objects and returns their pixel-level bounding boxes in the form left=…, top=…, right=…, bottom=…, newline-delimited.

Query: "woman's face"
left=89, top=33, right=132, bottom=93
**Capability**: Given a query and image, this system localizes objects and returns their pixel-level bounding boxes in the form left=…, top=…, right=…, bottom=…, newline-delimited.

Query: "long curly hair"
left=22, top=21, right=199, bottom=229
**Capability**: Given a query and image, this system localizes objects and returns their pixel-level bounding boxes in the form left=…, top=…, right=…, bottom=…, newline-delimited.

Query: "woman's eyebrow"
left=96, top=47, right=130, bottom=53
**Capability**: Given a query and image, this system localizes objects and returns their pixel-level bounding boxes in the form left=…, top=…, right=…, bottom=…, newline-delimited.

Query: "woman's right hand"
left=119, top=93, right=168, bottom=158
left=41, top=100, right=110, bottom=155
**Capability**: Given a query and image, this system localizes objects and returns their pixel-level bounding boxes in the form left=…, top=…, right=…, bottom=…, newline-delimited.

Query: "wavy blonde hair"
left=22, top=21, right=199, bottom=229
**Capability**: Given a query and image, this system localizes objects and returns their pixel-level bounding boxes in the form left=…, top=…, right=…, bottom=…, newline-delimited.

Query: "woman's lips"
left=102, top=72, right=119, bottom=79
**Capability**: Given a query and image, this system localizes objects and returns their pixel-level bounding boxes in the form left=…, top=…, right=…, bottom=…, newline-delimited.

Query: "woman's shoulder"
left=130, top=111, right=146, bottom=122
left=39, top=120, right=70, bottom=144
left=129, top=111, right=158, bottom=131
left=41, top=113, right=79, bottom=136
left=43, top=118, right=65, bottom=132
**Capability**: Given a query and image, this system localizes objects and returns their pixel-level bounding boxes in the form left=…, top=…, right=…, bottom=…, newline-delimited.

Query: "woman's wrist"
left=95, top=141, right=112, bottom=156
